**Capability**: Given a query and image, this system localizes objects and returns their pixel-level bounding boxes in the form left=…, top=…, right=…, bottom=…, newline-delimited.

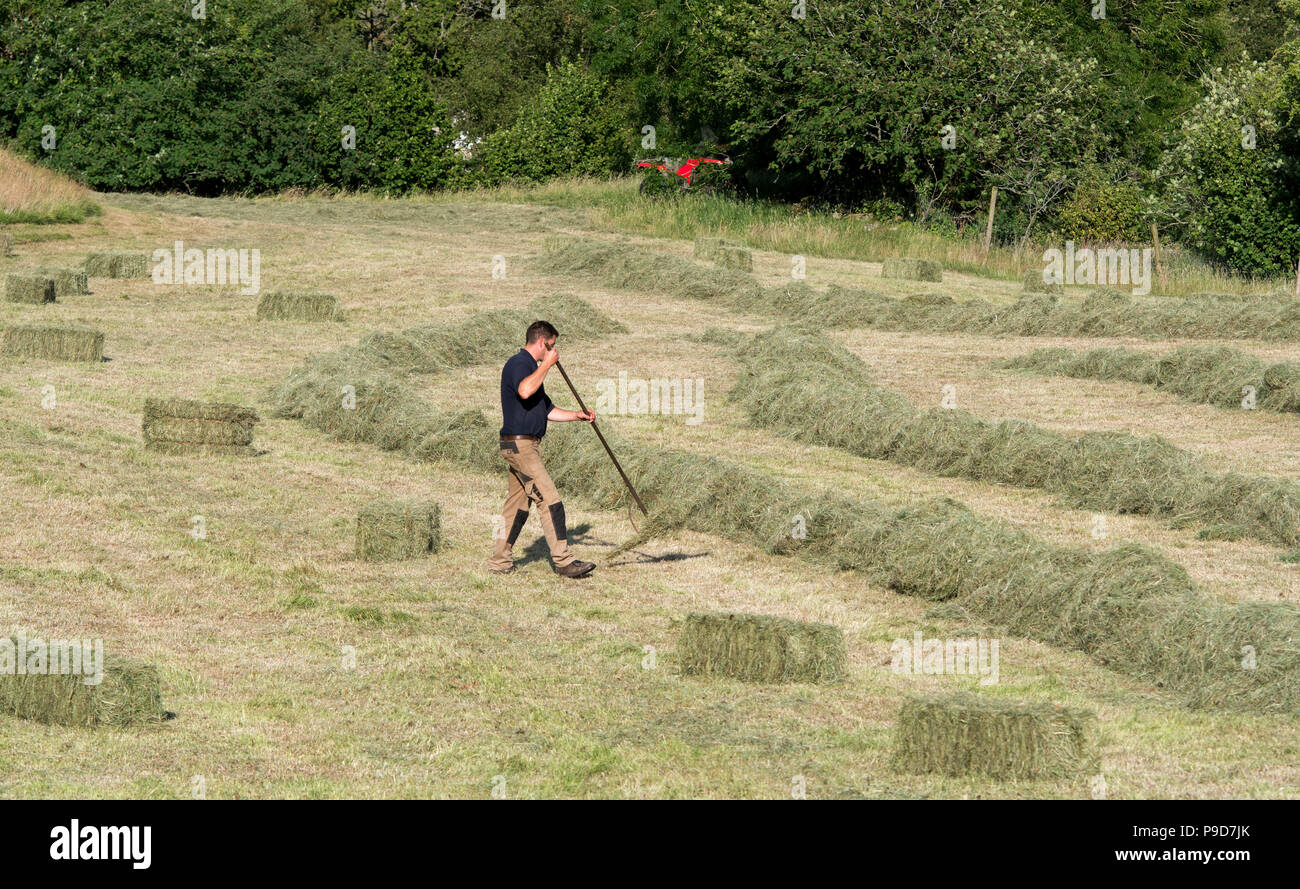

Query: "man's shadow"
left=516, top=522, right=709, bottom=568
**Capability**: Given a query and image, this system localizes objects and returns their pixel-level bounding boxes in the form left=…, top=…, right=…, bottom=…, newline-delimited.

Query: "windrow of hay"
left=34, top=266, right=89, bottom=298
left=0, top=639, right=167, bottom=727
left=356, top=501, right=441, bottom=561
left=2, top=325, right=104, bottom=362
left=5, top=273, right=55, bottom=304
left=142, top=397, right=260, bottom=456
left=678, top=612, right=846, bottom=684
left=256, top=291, right=341, bottom=322
left=270, top=312, right=1300, bottom=714
left=892, top=692, right=1097, bottom=780
left=727, top=326, right=1300, bottom=549
left=539, top=237, right=883, bottom=327
left=882, top=257, right=944, bottom=282
left=84, top=251, right=150, bottom=279
left=542, top=237, right=1300, bottom=341
left=1006, top=345, right=1300, bottom=414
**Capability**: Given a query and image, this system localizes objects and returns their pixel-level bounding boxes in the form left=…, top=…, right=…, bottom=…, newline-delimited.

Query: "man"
left=488, top=320, right=598, bottom=578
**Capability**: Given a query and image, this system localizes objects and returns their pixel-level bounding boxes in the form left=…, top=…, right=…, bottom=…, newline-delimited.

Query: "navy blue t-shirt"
left=500, top=349, right=554, bottom=437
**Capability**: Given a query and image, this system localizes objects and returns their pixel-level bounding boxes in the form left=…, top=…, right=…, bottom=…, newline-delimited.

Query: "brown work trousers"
left=488, top=438, right=575, bottom=570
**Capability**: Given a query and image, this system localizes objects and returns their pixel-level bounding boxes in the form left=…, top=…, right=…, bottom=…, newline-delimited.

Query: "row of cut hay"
left=5, top=273, right=55, bottom=304
left=725, top=326, right=1300, bottom=549
left=269, top=312, right=1300, bottom=714
left=356, top=501, right=441, bottom=561
left=0, top=640, right=167, bottom=727
left=2, top=325, right=104, bottom=362
left=256, top=291, right=342, bottom=322
left=349, top=293, right=623, bottom=375
left=1005, top=345, right=1300, bottom=415
left=84, top=251, right=149, bottom=279
left=678, top=612, right=847, bottom=684
left=142, top=397, right=260, bottom=456
left=892, top=693, right=1097, bottom=780
left=540, top=236, right=883, bottom=327
left=541, top=237, right=1300, bottom=342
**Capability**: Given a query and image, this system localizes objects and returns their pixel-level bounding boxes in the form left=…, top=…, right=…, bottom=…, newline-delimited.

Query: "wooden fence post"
left=983, top=187, right=998, bottom=255
left=1151, top=223, right=1166, bottom=292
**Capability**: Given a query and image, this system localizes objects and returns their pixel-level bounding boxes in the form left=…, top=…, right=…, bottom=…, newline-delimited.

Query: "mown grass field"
left=1, top=182, right=1297, bottom=798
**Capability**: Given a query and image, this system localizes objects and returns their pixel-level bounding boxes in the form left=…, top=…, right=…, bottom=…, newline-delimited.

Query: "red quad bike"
left=635, top=152, right=731, bottom=196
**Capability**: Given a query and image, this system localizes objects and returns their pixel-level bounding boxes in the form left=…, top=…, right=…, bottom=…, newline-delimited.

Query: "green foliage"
left=313, top=43, right=460, bottom=193
left=474, top=61, right=630, bottom=185
left=1054, top=172, right=1148, bottom=244
left=0, top=0, right=344, bottom=193
left=1153, top=58, right=1300, bottom=275
left=716, top=1, right=1109, bottom=238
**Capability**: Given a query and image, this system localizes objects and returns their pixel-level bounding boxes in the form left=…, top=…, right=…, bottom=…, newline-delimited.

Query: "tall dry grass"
left=0, top=147, right=101, bottom=223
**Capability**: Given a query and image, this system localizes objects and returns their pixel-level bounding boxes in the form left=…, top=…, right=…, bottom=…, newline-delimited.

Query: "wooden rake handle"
left=554, top=360, right=649, bottom=516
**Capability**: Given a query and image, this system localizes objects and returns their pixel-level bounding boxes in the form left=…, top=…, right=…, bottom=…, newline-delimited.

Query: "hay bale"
left=892, top=693, right=1097, bottom=780
left=34, top=265, right=89, bottom=298
left=5, top=273, right=55, bottom=304
left=1022, top=269, right=1064, bottom=294
left=693, top=236, right=745, bottom=261
left=714, top=244, right=753, bottom=272
left=356, top=500, right=442, bottom=561
left=112, top=251, right=149, bottom=278
left=678, top=612, right=846, bottom=684
left=83, top=250, right=150, bottom=279
left=83, top=251, right=117, bottom=277
left=142, top=397, right=259, bottom=456
left=256, top=291, right=341, bottom=322
left=882, top=257, right=943, bottom=282
left=2, top=325, right=104, bottom=362
left=0, top=640, right=167, bottom=727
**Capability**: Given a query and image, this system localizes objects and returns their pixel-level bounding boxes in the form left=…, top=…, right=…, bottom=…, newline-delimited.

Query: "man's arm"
left=548, top=407, right=596, bottom=423
left=517, top=346, right=558, bottom=399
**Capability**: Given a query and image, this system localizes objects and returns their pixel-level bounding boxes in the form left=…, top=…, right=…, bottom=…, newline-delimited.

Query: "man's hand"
left=579, top=409, right=596, bottom=423
left=540, top=343, right=559, bottom=368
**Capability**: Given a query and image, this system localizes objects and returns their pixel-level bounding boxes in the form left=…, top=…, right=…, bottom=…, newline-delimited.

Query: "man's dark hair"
left=526, top=320, right=558, bottom=344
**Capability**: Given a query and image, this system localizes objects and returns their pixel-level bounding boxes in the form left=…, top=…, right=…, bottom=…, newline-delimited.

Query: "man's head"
left=525, top=320, right=558, bottom=359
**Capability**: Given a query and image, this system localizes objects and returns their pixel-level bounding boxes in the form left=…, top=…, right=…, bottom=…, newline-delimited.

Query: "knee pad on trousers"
left=506, top=509, right=529, bottom=545
left=548, top=502, right=567, bottom=541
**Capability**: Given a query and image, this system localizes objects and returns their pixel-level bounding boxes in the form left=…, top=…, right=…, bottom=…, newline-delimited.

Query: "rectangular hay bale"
left=714, top=245, right=754, bottom=272
left=678, top=612, right=846, bottom=684
left=256, top=291, right=341, bottom=321
left=5, top=273, right=56, bottom=304
left=0, top=638, right=167, bottom=727
left=142, top=397, right=260, bottom=456
left=83, top=251, right=117, bottom=277
left=356, top=500, right=442, bottom=561
left=882, top=257, right=944, bottom=282
left=892, top=692, right=1097, bottom=780
left=1022, top=268, right=1064, bottom=295
left=693, top=236, right=745, bottom=262
left=34, top=265, right=89, bottom=297
left=84, top=250, right=150, bottom=279
left=2, top=324, right=104, bottom=362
